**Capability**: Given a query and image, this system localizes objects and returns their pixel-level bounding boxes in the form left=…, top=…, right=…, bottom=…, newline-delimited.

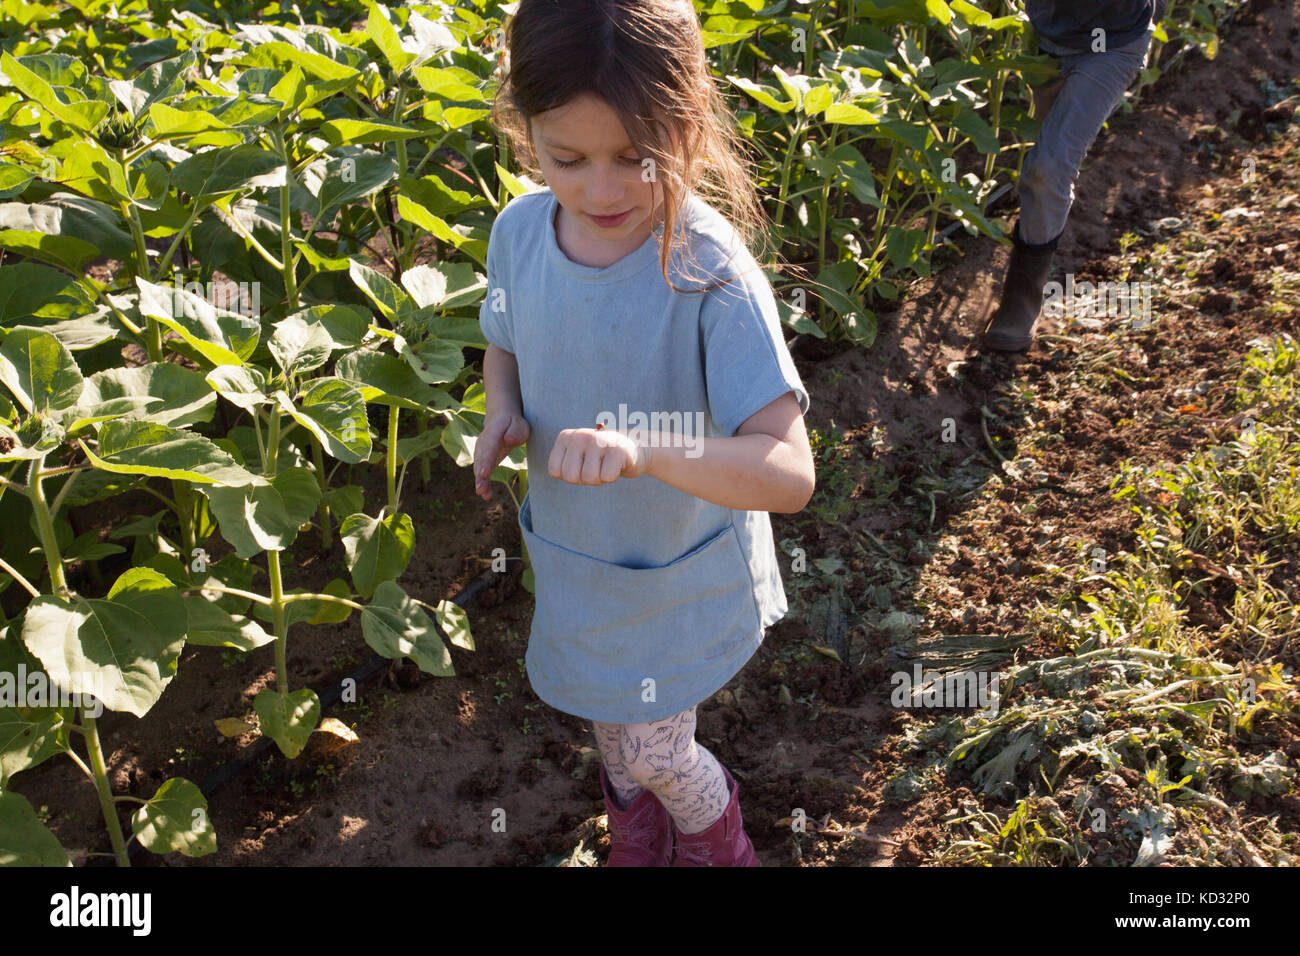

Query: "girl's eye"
left=550, top=156, right=642, bottom=168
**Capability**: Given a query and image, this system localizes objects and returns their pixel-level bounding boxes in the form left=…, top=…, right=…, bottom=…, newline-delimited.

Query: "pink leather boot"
left=600, top=764, right=673, bottom=866
left=671, top=765, right=759, bottom=867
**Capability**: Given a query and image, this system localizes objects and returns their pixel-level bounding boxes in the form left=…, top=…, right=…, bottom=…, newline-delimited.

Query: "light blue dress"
left=478, top=187, right=810, bottom=724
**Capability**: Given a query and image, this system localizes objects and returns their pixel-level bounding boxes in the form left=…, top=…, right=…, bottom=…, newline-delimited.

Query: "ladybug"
left=595, top=423, right=604, bottom=430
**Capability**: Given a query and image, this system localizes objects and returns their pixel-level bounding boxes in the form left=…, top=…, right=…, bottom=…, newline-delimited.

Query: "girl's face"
left=528, top=93, right=662, bottom=265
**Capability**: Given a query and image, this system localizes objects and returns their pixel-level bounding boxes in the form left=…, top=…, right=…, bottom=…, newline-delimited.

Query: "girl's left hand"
left=548, top=427, right=650, bottom=485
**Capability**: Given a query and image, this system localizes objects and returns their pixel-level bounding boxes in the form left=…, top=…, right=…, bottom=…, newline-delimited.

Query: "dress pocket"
left=516, top=493, right=761, bottom=698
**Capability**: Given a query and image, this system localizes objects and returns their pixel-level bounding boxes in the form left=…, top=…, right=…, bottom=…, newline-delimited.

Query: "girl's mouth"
left=588, top=209, right=631, bottom=227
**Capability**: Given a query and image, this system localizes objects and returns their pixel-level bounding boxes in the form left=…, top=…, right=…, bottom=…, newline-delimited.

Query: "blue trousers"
left=1018, top=23, right=1156, bottom=246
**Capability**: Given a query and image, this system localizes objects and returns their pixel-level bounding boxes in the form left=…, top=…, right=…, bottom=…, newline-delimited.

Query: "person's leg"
left=1018, top=25, right=1155, bottom=245
left=605, top=707, right=731, bottom=834
left=591, top=720, right=645, bottom=810
left=985, top=24, right=1154, bottom=351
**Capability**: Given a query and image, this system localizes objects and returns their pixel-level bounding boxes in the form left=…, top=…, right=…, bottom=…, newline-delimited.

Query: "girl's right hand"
left=474, top=413, right=530, bottom=500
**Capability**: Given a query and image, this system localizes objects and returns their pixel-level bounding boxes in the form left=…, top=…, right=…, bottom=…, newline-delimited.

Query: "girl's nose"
left=587, top=162, right=628, bottom=205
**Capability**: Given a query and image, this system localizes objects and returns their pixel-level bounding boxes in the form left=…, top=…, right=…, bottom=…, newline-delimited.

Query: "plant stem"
left=273, top=127, right=300, bottom=311
left=0, top=555, right=40, bottom=597
left=772, top=117, right=806, bottom=231
left=311, top=436, right=332, bottom=549
left=264, top=408, right=290, bottom=700
left=984, top=70, right=1008, bottom=183
left=417, top=414, right=432, bottom=488
left=387, top=405, right=400, bottom=514
left=83, top=716, right=130, bottom=867
left=27, top=454, right=66, bottom=593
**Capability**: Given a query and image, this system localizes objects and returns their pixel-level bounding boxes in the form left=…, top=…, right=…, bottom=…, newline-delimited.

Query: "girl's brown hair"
left=489, top=0, right=783, bottom=295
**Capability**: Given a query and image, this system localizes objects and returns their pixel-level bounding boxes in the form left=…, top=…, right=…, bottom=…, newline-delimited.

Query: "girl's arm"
left=642, top=391, right=814, bottom=514
left=483, top=343, right=524, bottom=421
left=476, top=344, right=529, bottom=500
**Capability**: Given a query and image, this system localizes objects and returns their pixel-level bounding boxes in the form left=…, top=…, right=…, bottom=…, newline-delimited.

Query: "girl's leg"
left=597, top=706, right=731, bottom=835
left=591, top=721, right=645, bottom=810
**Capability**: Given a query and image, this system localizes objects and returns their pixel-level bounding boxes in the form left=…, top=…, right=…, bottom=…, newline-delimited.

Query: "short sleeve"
left=700, top=264, right=810, bottom=438
left=479, top=207, right=514, bottom=354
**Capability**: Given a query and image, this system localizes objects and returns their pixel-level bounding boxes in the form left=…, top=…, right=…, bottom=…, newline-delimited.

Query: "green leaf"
left=727, top=76, right=794, bottom=113
left=206, top=364, right=269, bottom=411
left=269, top=315, right=335, bottom=377
left=823, top=102, right=879, bottom=125
left=0, top=326, right=84, bottom=416
left=0, top=790, right=70, bottom=866
left=924, top=0, right=952, bottom=25
left=283, top=303, right=371, bottom=350
left=0, top=52, right=110, bottom=132
left=0, top=628, right=68, bottom=786
left=107, top=50, right=196, bottom=121
left=341, top=511, right=415, bottom=599
left=360, top=580, right=454, bottom=676
left=21, top=568, right=187, bottom=718
left=401, top=337, right=463, bottom=386
left=949, top=108, right=1000, bottom=154
left=436, top=599, right=473, bottom=651
left=307, top=578, right=353, bottom=625
left=494, top=162, right=535, bottom=199
left=0, top=195, right=134, bottom=270
left=400, top=261, right=485, bottom=311
left=203, top=466, right=321, bottom=558
left=827, top=145, right=881, bottom=208
left=335, top=348, right=457, bottom=412
left=79, top=418, right=264, bottom=487
left=950, top=0, right=992, bottom=26
left=325, top=483, right=364, bottom=521
left=802, top=84, right=834, bottom=116
left=367, top=6, right=414, bottom=74
left=79, top=362, right=217, bottom=431
left=348, top=258, right=411, bottom=320
left=131, top=778, right=216, bottom=857
left=0, top=262, right=82, bottom=323
left=771, top=66, right=808, bottom=110
left=254, top=687, right=320, bottom=759
left=308, top=151, right=398, bottom=226
left=317, top=118, right=425, bottom=148
left=275, top=378, right=371, bottom=464
left=170, top=144, right=287, bottom=202
left=886, top=225, right=928, bottom=272
left=395, top=194, right=477, bottom=254
left=135, top=276, right=261, bottom=367
left=0, top=162, right=35, bottom=200
left=180, top=597, right=275, bottom=651
left=816, top=261, right=876, bottom=347
left=406, top=309, right=488, bottom=348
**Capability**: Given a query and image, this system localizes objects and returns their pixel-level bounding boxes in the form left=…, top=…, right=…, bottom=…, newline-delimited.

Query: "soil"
left=8, top=0, right=1299, bottom=866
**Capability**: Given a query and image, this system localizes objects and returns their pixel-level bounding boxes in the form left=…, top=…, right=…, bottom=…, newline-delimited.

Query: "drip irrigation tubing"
left=116, top=550, right=522, bottom=864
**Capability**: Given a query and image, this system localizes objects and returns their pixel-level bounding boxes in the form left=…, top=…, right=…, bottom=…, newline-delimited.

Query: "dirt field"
left=11, top=0, right=1298, bottom=866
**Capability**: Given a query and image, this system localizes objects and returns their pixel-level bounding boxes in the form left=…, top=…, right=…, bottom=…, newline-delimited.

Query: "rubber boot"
left=599, top=764, right=673, bottom=866
left=982, top=219, right=1059, bottom=352
left=671, top=765, right=759, bottom=867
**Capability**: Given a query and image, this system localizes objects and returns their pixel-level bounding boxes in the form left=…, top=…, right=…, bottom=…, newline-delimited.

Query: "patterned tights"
left=591, top=706, right=731, bottom=835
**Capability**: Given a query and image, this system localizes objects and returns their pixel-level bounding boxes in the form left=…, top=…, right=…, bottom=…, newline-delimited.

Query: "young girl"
left=473, top=0, right=813, bottom=867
